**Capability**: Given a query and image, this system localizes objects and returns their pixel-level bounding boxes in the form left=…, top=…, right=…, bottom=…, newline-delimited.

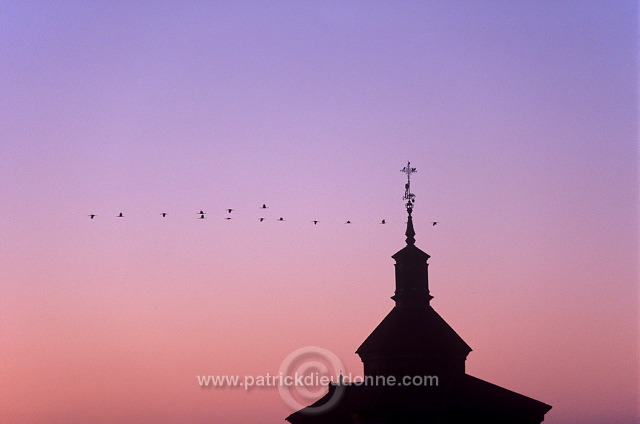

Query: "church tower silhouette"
left=286, top=163, right=551, bottom=424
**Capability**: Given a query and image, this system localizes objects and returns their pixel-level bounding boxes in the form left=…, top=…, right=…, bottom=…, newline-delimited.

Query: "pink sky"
left=1, top=2, right=638, bottom=423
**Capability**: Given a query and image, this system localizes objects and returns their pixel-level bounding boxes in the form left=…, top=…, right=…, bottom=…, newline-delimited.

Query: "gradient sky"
left=1, top=2, right=638, bottom=424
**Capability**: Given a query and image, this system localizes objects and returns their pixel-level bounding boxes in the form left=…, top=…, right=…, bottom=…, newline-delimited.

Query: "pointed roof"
left=392, top=242, right=430, bottom=262
left=357, top=305, right=471, bottom=356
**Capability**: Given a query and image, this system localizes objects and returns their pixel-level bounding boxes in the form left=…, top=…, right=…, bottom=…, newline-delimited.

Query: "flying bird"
left=380, top=219, right=386, bottom=224
left=89, top=214, right=96, bottom=219
left=277, top=217, right=285, bottom=221
left=431, top=221, right=438, bottom=226
left=226, top=209, right=234, bottom=213
left=260, top=204, right=268, bottom=209
left=259, top=218, right=265, bottom=222
left=345, top=220, right=351, bottom=224
left=312, top=220, right=318, bottom=225
left=225, top=217, right=232, bottom=220
left=198, top=214, right=206, bottom=219
left=198, top=210, right=206, bottom=215
left=161, top=213, right=167, bottom=217
left=117, top=213, right=124, bottom=218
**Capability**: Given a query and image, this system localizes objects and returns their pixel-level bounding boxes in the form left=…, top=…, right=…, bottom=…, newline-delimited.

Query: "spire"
left=392, top=162, right=432, bottom=307
left=401, top=162, right=417, bottom=245
left=356, top=162, right=471, bottom=379
left=405, top=210, right=416, bottom=246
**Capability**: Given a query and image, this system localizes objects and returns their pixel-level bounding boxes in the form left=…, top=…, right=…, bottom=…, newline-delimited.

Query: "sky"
left=1, top=1, right=638, bottom=423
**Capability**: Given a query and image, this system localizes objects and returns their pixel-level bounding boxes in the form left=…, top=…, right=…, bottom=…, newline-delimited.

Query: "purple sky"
left=1, top=2, right=638, bottom=424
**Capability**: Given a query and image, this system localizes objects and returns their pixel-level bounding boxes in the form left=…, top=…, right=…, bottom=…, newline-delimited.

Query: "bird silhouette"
left=260, top=204, right=268, bottom=209
left=198, top=210, right=206, bottom=215
left=117, top=213, right=124, bottom=218
left=198, top=214, right=206, bottom=219
left=89, top=214, right=96, bottom=219
left=161, top=213, right=167, bottom=217
left=226, top=209, right=234, bottom=213
left=225, top=217, right=232, bottom=220
left=431, top=221, right=438, bottom=226
left=380, top=219, right=386, bottom=224
left=345, top=220, right=351, bottom=224
left=259, top=218, right=265, bottom=222
left=277, top=217, right=285, bottom=221
left=312, top=220, right=318, bottom=225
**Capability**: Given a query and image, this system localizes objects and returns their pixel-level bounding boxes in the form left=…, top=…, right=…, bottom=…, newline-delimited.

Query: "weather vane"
left=401, top=161, right=417, bottom=214
left=401, top=162, right=417, bottom=245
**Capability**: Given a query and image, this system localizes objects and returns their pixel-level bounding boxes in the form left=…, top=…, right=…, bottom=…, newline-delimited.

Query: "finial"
left=401, top=162, right=417, bottom=245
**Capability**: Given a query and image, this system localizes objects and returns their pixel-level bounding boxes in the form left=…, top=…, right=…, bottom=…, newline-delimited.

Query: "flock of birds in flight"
left=87, top=204, right=439, bottom=226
